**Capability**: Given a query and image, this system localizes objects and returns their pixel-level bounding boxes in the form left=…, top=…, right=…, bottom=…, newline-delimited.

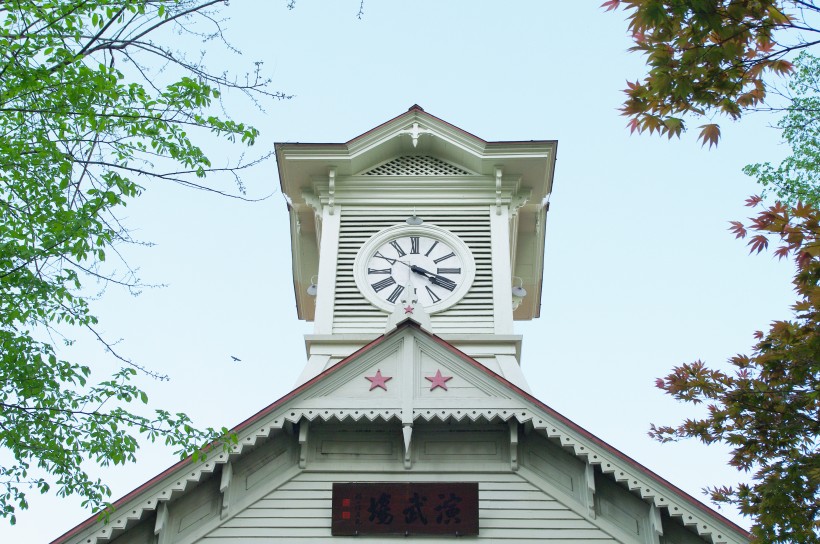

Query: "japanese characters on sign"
left=331, top=482, right=479, bottom=536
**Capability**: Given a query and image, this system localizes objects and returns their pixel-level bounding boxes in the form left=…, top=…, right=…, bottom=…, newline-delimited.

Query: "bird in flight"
left=230, top=355, right=241, bottom=362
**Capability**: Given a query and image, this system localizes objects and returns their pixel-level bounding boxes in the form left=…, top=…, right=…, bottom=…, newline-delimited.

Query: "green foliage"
left=0, top=0, right=282, bottom=522
left=744, top=52, right=820, bottom=206
left=605, top=0, right=812, bottom=145
left=651, top=197, right=820, bottom=543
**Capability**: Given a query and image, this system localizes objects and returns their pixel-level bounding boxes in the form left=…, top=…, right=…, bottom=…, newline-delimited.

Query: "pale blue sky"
left=3, top=2, right=797, bottom=541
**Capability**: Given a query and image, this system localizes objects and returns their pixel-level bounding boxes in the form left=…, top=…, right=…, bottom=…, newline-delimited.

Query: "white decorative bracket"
left=219, top=462, right=233, bottom=519
left=509, top=190, right=531, bottom=217
left=301, top=192, right=322, bottom=219
left=650, top=503, right=664, bottom=542
left=508, top=420, right=519, bottom=471
left=327, top=168, right=336, bottom=216
left=585, top=463, right=597, bottom=520
left=399, top=122, right=431, bottom=148
left=298, top=420, right=310, bottom=469
left=495, top=167, right=503, bottom=215
left=403, top=424, right=413, bottom=469
left=154, top=502, right=168, bottom=540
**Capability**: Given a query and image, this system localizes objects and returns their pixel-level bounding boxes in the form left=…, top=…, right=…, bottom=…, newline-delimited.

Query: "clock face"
left=354, top=225, right=475, bottom=313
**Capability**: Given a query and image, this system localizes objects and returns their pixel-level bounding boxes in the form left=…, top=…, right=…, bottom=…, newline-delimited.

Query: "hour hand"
left=409, top=264, right=434, bottom=278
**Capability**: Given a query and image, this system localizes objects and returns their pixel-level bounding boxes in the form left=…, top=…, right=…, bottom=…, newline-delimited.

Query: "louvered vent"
left=334, top=207, right=494, bottom=334
left=363, top=156, right=471, bottom=176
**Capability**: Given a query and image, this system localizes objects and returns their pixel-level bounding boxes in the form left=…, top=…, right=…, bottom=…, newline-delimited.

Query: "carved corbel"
left=508, top=420, right=519, bottom=471
left=585, top=463, right=597, bottom=519
left=327, top=168, right=336, bottom=215
left=509, top=190, right=531, bottom=217
left=402, top=424, right=413, bottom=469
left=298, top=420, right=310, bottom=469
left=154, top=501, right=169, bottom=540
left=650, top=503, right=664, bottom=541
left=495, top=167, right=503, bottom=215
left=301, top=192, right=322, bottom=219
left=219, top=462, right=233, bottom=519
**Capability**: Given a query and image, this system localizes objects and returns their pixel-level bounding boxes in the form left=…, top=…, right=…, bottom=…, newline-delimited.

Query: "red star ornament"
left=404, top=305, right=414, bottom=314
left=365, top=369, right=392, bottom=391
left=425, top=369, right=453, bottom=391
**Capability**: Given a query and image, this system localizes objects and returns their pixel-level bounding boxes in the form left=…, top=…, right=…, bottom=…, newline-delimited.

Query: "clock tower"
left=277, top=105, right=556, bottom=390
left=56, top=107, right=750, bottom=544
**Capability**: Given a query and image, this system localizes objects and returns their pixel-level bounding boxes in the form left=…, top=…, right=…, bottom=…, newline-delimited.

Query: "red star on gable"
left=365, top=369, right=392, bottom=391
left=425, top=369, right=452, bottom=391
left=404, top=305, right=414, bottom=314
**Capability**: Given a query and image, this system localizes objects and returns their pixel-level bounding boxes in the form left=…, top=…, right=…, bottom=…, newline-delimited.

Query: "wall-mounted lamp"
left=306, top=275, right=319, bottom=297
left=511, top=276, right=527, bottom=310
left=406, top=209, right=423, bottom=226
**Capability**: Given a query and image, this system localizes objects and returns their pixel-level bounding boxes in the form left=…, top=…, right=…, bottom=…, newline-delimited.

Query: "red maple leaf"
left=728, top=221, right=747, bottom=239
left=601, top=0, right=621, bottom=12
left=748, top=234, right=769, bottom=254
left=745, top=195, right=763, bottom=207
left=797, top=251, right=813, bottom=269
left=698, top=124, right=721, bottom=148
left=773, top=246, right=790, bottom=260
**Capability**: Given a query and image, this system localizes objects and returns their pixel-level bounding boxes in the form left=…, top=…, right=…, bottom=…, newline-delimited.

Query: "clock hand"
left=409, top=265, right=457, bottom=291
left=429, top=274, right=457, bottom=291
left=409, top=264, right=435, bottom=278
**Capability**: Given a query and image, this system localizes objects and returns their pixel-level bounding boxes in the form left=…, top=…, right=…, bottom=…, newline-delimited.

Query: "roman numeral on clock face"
left=424, top=240, right=439, bottom=257
left=389, top=240, right=406, bottom=257
left=368, top=268, right=391, bottom=274
left=386, top=284, right=405, bottom=303
left=374, top=251, right=397, bottom=265
left=433, top=252, right=455, bottom=264
left=437, top=268, right=461, bottom=275
left=432, top=276, right=457, bottom=291
left=410, top=236, right=419, bottom=254
left=425, top=286, right=441, bottom=303
left=371, top=276, right=396, bottom=292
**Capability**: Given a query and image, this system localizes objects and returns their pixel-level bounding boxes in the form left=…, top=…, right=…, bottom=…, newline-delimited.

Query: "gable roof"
left=53, top=320, right=749, bottom=544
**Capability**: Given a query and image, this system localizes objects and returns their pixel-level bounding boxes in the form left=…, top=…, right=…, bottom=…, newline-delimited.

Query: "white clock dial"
left=366, top=235, right=464, bottom=307
left=354, top=225, right=475, bottom=314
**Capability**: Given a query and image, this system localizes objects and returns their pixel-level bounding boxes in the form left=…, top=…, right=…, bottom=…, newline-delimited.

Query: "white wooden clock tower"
left=55, top=107, right=750, bottom=544
left=280, top=105, right=552, bottom=391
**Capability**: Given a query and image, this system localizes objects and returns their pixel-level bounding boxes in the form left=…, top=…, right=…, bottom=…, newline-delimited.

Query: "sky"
left=2, top=2, right=800, bottom=542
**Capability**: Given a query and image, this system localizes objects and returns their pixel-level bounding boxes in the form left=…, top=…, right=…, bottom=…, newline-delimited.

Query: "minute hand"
left=410, top=265, right=456, bottom=291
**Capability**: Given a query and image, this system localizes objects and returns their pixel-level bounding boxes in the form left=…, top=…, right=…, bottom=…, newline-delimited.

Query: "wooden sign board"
left=331, top=482, right=479, bottom=536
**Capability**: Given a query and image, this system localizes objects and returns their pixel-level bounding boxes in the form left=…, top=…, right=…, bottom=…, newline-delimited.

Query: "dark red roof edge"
left=344, top=105, right=488, bottom=145
left=53, top=320, right=749, bottom=543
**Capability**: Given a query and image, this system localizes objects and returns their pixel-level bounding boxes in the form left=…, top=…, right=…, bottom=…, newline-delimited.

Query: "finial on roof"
left=408, top=104, right=424, bottom=112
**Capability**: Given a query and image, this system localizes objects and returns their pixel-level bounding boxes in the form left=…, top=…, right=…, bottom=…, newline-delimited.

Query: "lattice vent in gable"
left=333, top=207, right=494, bottom=334
left=362, top=156, right=472, bottom=176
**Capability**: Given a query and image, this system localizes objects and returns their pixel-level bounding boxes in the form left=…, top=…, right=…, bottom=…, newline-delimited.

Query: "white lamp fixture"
left=511, top=276, right=527, bottom=310
left=406, top=208, right=423, bottom=226
left=306, top=275, right=319, bottom=297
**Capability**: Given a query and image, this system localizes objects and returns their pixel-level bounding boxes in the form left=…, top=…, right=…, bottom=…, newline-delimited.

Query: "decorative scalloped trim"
left=76, top=405, right=740, bottom=544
